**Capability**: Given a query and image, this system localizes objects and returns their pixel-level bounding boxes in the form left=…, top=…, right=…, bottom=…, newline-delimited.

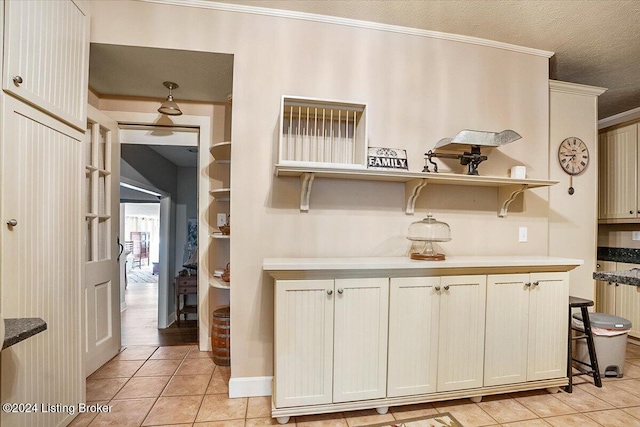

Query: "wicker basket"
left=221, top=263, right=230, bottom=282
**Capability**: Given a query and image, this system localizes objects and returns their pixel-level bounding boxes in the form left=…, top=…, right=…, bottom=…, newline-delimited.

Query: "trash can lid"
left=573, top=312, right=632, bottom=329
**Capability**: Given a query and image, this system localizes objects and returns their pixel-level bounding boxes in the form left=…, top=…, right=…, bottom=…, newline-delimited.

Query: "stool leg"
left=565, top=306, right=573, bottom=393
left=581, top=306, right=602, bottom=388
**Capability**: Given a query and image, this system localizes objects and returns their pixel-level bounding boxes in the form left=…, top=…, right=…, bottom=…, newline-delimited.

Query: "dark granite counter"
left=593, top=269, right=640, bottom=287
left=2, top=318, right=47, bottom=350
left=597, top=247, right=640, bottom=264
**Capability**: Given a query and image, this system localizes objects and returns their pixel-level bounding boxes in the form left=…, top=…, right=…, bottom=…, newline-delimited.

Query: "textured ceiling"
left=221, top=0, right=640, bottom=119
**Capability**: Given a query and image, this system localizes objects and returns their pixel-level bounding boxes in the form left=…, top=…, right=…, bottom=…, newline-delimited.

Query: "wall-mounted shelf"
left=210, top=233, right=230, bottom=239
left=209, top=188, right=230, bottom=201
left=274, top=164, right=558, bottom=217
left=210, top=278, right=230, bottom=290
left=210, top=141, right=231, bottom=162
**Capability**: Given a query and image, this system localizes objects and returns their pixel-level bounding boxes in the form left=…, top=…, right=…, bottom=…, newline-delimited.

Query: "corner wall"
left=88, top=1, right=560, bottom=384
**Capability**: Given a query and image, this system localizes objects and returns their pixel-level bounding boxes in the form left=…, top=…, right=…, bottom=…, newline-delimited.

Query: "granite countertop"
left=2, top=318, right=47, bottom=350
left=593, top=269, right=640, bottom=287
left=597, top=247, right=640, bottom=264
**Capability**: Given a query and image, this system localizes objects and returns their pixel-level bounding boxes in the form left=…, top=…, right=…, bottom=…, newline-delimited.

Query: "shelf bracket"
left=405, top=179, right=428, bottom=215
left=299, top=172, right=315, bottom=212
left=498, top=184, right=528, bottom=218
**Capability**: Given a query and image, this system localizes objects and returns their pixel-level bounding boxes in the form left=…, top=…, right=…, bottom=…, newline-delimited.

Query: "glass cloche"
left=407, top=213, right=452, bottom=260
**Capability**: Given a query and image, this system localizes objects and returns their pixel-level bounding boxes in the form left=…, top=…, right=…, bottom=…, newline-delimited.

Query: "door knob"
left=6, top=219, right=17, bottom=227
left=434, top=286, right=441, bottom=291
left=337, top=289, right=343, bottom=294
left=327, top=289, right=333, bottom=296
left=525, top=282, right=532, bottom=287
left=444, top=285, right=450, bottom=291
left=12, top=76, right=23, bottom=86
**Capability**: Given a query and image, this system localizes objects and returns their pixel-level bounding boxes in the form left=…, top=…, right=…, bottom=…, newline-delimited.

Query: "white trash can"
left=573, top=312, right=632, bottom=378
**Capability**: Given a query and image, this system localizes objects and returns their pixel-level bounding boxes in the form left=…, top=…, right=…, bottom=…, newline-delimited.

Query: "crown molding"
left=138, top=0, right=554, bottom=58
left=549, top=80, right=607, bottom=97
left=598, top=106, right=640, bottom=130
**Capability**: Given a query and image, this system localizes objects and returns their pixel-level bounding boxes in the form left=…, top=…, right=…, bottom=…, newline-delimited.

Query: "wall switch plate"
left=518, top=227, right=528, bottom=243
left=633, top=231, right=640, bottom=241
left=217, top=213, right=227, bottom=227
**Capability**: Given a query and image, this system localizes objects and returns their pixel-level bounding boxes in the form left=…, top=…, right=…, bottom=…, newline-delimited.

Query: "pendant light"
left=158, top=81, right=183, bottom=116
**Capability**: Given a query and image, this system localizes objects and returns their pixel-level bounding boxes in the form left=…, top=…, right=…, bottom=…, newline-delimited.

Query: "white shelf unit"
left=209, top=188, right=231, bottom=202
left=210, top=278, right=230, bottom=290
left=210, top=233, right=230, bottom=239
left=210, top=141, right=231, bottom=164
left=279, top=96, right=367, bottom=169
left=274, top=164, right=558, bottom=217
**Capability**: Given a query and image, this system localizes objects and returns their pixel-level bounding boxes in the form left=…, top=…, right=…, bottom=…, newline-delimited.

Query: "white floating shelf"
left=209, top=141, right=231, bottom=161
left=210, top=278, right=230, bottom=290
left=210, top=233, right=230, bottom=239
left=209, top=188, right=230, bottom=201
left=274, top=164, right=558, bottom=217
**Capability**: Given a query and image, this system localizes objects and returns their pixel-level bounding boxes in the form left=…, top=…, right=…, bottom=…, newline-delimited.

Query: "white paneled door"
left=84, top=105, right=121, bottom=376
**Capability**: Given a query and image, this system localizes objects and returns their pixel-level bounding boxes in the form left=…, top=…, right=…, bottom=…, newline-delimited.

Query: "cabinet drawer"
left=176, top=278, right=197, bottom=294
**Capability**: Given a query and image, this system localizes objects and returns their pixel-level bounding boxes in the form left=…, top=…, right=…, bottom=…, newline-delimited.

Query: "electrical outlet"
left=518, top=227, right=528, bottom=243
left=633, top=231, right=640, bottom=241
left=217, top=213, right=227, bottom=227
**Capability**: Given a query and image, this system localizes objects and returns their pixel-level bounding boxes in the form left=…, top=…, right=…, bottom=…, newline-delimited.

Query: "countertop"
left=263, top=255, right=583, bottom=272
left=593, top=269, right=640, bottom=287
left=2, top=318, right=47, bottom=350
left=597, top=247, right=640, bottom=264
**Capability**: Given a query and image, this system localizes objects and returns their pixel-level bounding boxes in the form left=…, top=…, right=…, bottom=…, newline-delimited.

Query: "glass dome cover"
left=407, top=213, right=451, bottom=261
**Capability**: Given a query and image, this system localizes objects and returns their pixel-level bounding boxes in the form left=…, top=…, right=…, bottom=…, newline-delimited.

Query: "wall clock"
left=558, top=137, right=589, bottom=195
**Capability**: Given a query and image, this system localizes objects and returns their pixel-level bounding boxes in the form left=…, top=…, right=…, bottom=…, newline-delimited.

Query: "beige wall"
left=548, top=82, right=605, bottom=300
left=88, top=1, right=571, bottom=381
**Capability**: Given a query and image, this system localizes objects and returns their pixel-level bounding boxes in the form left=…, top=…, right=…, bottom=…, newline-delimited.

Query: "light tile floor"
left=70, top=342, right=640, bottom=427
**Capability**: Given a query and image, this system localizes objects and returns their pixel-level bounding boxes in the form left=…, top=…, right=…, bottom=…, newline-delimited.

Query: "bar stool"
left=565, top=296, right=602, bottom=392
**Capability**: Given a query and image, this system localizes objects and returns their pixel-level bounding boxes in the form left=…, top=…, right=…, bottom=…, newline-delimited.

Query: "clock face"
left=558, top=137, right=589, bottom=176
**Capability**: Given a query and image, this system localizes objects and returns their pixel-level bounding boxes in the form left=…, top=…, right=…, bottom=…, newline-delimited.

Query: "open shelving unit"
left=274, top=164, right=558, bottom=217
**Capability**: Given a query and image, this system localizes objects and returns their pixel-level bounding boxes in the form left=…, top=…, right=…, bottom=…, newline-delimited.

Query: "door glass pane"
left=98, top=218, right=109, bottom=260
left=85, top=125, right=93, bottom=166
left=85, top=171, right=92, bottom=214
left=98, top=126, right=107, bottom=170
left=85, top=218, right=93, bottom=262
left=98, top=175, right=107, bottom=215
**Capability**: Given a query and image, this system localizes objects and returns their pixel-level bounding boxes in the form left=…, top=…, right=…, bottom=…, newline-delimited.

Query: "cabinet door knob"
left=525, top=282, right=532, bottom=287
left=532, top=281, right=539, bottom=286
left=631, top=210, right=634, bottom=215
left=327, top=289, right=333, bottom=296
left=596, top=263, right=600, bottom=268
left=6, top=219, right=17, bottom=227
left=12, top=76, right=23, bottom=86
left=444, top=285, right=450, bottom=291
left=434, top=286, right=441, bottom=291
left=337, top=288, right=343, bottom=294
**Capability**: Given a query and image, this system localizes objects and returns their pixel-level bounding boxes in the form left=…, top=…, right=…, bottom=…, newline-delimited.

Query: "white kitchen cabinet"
left=388, top=275, right=486, bottom=397
left=273, top=277, right=388, bottom=408
left=598, top=124, right=639, bottom=221
left=596, top=260, right=617, bottom=314
left=613, top=262, right=640, bottom=339
left=2, top=0, right=89, bottom=130
left=485, top=272, right=568, bottom=386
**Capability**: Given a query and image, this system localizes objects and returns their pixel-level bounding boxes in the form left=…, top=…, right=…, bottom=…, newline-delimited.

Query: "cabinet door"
left=596, top=261, right=617, bottom=314
left=485, top=274, right=530, bottom=386
left=274, top=279, right=334, bottom=408
left=387, top=277, right=440, bottom=397
left=333, top=278, right=389, bottom=403
left=437, top=275, right=486, bottom=392
left=598, top=124, right=637, bottom=219
left=527, top=272, right=569, bottom=381
left=615, top=263, right=640, bottom=339
left=3, top=0, right=89, bottom=130
left=1, top=98, right=84, bottom=426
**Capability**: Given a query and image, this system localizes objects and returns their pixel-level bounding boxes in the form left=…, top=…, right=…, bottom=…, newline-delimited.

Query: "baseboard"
left=228, top=376, right=272, bottom=398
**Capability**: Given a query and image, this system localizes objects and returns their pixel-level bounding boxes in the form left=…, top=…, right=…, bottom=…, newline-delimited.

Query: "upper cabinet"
left=598, top=123, right=639, bottom=222
left=3, top=0, right=89, bottom=130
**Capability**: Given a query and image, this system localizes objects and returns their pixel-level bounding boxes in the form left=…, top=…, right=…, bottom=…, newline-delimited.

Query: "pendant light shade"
left=158, top=81, right=183, bottom=116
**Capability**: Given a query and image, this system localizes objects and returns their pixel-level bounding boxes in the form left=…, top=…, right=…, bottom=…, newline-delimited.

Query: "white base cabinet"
left=267, top=257, right=580, bottom=423
left=596, top=261, right=640, bottom=339
left=273, top=278, right=388, bottom=409
left=484, top=273, right=569, bottom=387
left=387, top=275, right=486, bottom=398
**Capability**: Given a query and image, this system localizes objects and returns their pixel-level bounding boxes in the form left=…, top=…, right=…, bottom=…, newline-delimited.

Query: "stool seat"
left=566, top=296, right=602, bottom=393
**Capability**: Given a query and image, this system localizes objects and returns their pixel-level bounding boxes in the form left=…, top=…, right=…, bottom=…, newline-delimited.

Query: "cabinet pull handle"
left=327, top=289, right=333, bottom=296
left=434, top=286, right=441, bottom=291
left=13, top=75, right=23, bottom=86
left=337, top=288, right=343, bottom=294
left=444, top=285, right=450, bottom=291
left=525, top=282, right=532, bottom=287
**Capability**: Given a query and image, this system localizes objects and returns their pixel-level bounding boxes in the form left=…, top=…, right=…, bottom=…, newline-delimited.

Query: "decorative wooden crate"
left=279, top=96, right=367, bottom=168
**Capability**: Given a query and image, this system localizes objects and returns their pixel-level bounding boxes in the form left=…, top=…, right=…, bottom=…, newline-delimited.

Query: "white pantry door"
left=84, top=105, right=121, bottom=376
